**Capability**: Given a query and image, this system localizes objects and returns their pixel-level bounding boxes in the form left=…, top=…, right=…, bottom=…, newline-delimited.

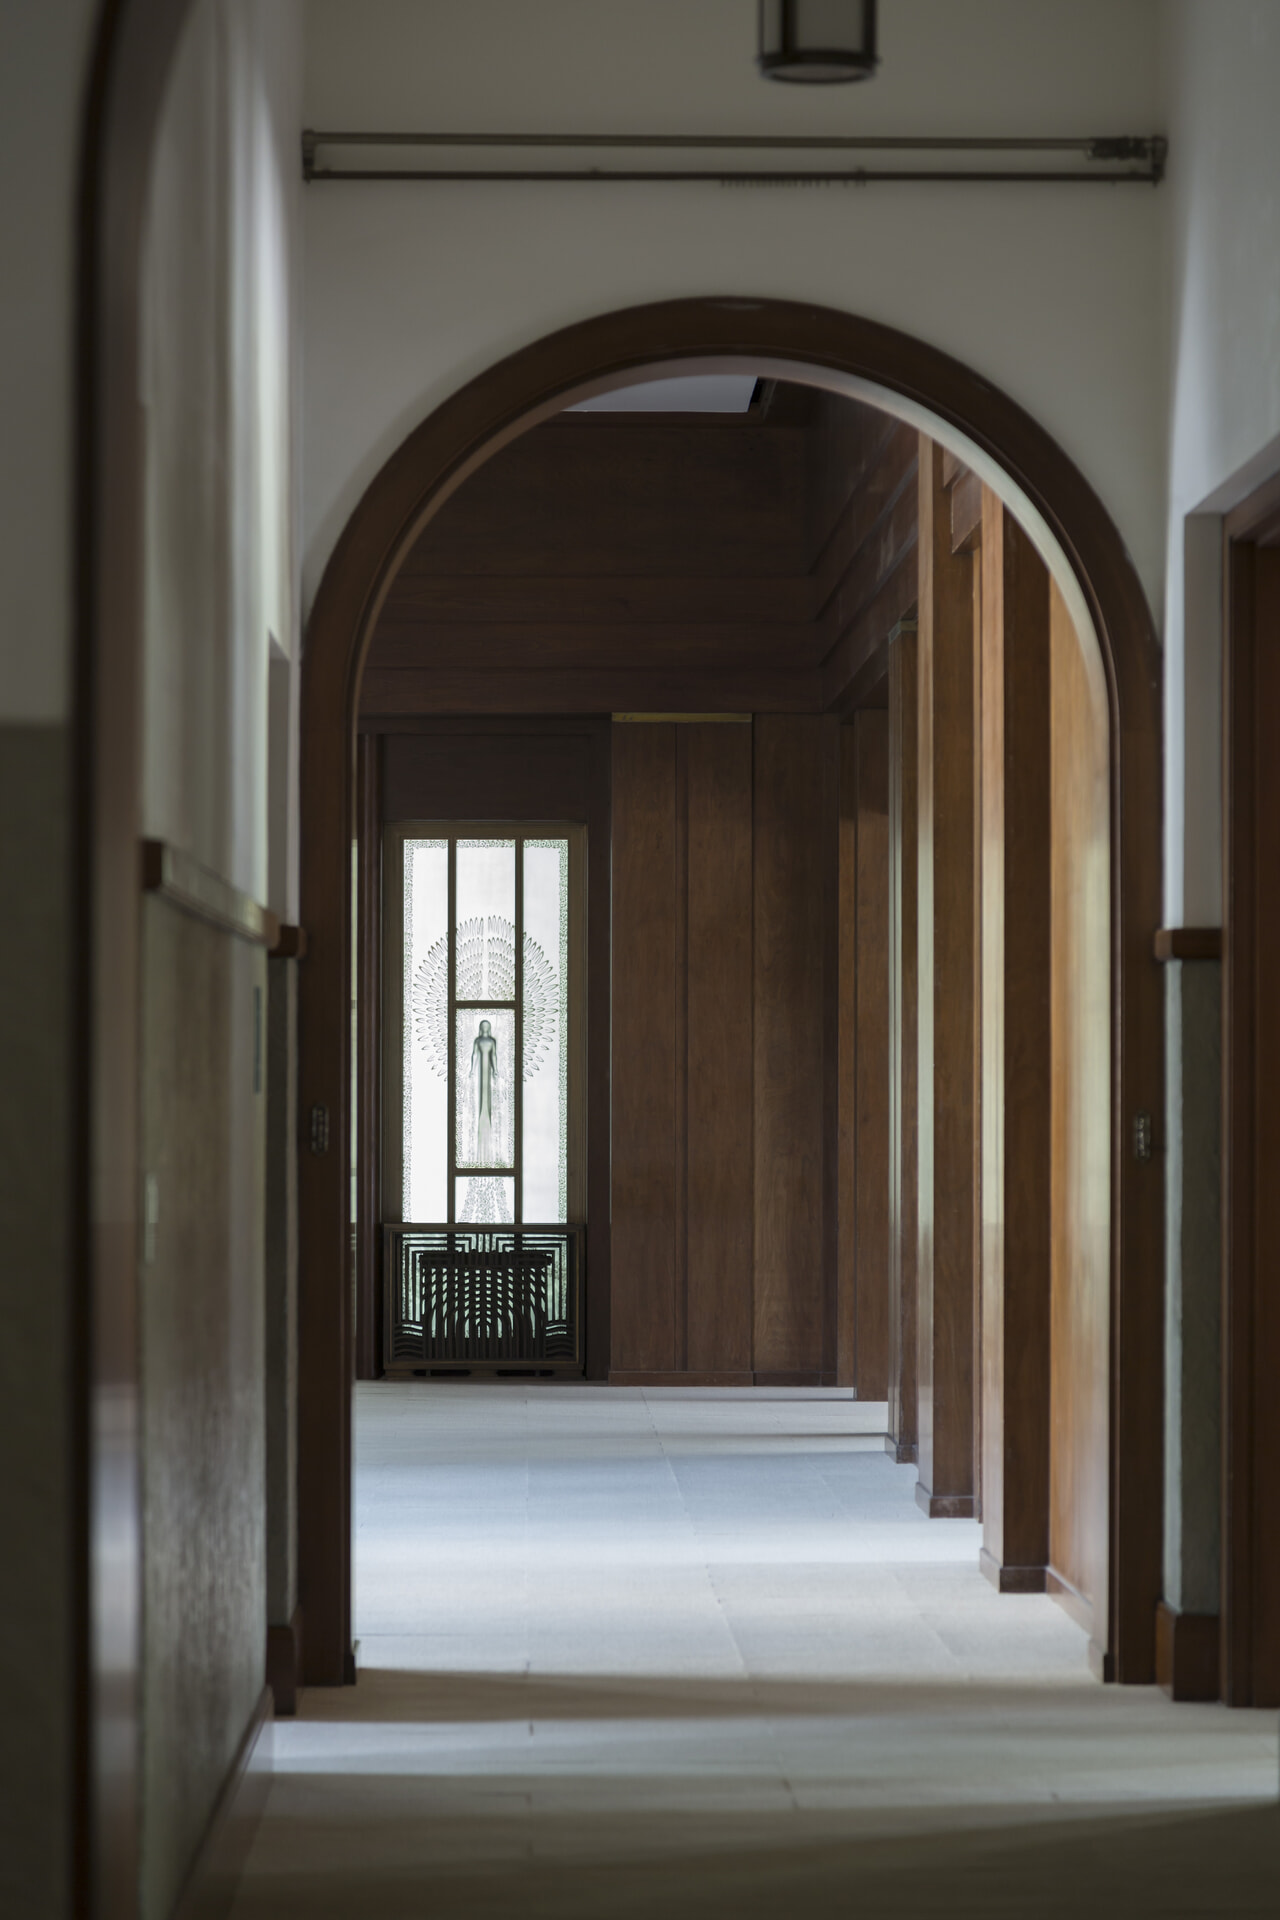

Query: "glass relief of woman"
left=470, top=1018, right=500, bottom=1164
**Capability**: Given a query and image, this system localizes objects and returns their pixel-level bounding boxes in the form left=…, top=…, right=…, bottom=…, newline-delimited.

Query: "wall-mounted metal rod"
left=302, top=130, right=1166, bottom=186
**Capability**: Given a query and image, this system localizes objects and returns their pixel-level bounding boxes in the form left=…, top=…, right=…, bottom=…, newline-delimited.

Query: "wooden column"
left=978, top=492, right=1053, bottom=1589
left=916, top=438, right=979, bottom=1516
left=1048, top=580, right=1112, bottom=1670
left=839, top=713, right=891, bottom=1396
left=887, top=625, right=919, bottom=1461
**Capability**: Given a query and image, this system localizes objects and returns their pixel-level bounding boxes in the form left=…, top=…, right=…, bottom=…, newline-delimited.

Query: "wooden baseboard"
left=171, top=1684, right=272, bottom=1920
left=979, top=1546, right=1047, bottom=1593
left=266, top=1606, right=303, bottom=1716
left=1155, top=1600, right=1220, bottom=1701
left=606, top=1370, right=838, bottom=1388
left=1045, top=1564, right=1105, bottom=1651
left=608, top=1370, right=755, bottom=1387
left=753, top=1370, right=835, bottom=1388
left=915, top=1482, right=975, bottom=1519
left=884, top=1435, right=917, bottom=1463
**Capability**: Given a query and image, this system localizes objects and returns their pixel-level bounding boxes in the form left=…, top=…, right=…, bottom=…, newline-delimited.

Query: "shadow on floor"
left=232, top=1792, right=1280, bottom=1919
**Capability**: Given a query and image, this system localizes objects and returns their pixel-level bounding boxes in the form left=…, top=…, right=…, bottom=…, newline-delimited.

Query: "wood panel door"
left=610, top=721, right=754, bottom=1380
left=1223, top=497, right=1280, bottom=1707
left=754, top=715, right=839, bottom=1383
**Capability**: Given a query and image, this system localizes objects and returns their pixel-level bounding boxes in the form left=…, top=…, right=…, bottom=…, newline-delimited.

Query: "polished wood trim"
left=1223, top=518, right=1280, bottom=1706
left=299, top=295, right=1164, bottom=1688
left=979, top=1547, right=1047, bottom=1594
left=265, top=1606, right=303, bottom=1718
left=916, top=1484, right=975, bottom=1519
left=1153, top=926, right=1221, bottom=962
left=141, top=840, right=279, bottom=947
left=354, top=738, right=381, bottom=1381
left=270, top=924, right=308, bottom=960
left=1155, top=1600, right=1220, bottom=1702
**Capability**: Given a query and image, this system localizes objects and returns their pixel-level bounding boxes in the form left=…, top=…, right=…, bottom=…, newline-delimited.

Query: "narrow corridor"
left=231, top=1389, right=1279, bottom=1916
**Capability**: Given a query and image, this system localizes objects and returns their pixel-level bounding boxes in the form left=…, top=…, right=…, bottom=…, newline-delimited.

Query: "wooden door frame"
left=297, top=297, right=1164, bottom=1691
left=1221, top=466, right=1280, bottom=1706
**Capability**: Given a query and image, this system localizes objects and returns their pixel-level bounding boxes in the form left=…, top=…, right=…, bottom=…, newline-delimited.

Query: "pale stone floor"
left=232, top=1385, right=1280, bottom=1917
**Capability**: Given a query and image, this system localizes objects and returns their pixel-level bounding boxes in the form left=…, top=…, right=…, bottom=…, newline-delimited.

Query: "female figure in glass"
left=470, top=1018, right=500, bottom=1164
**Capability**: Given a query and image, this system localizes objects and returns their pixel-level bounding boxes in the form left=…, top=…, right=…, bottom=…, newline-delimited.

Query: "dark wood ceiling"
left=359, top=382, right=918, bottom=718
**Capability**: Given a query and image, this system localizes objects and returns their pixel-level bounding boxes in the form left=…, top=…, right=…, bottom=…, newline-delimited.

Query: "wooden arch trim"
left=299, top=295, right=1164, bottom=1689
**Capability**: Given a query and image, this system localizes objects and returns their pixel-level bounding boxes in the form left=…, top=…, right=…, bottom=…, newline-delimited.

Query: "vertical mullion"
left=447, top=836, right=456, bottom=1225
left=515, top=833, right=524, bottom=1225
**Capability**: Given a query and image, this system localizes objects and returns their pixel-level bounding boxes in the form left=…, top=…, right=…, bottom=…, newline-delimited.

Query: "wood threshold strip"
left=141, top=838, right=280, bottom=949
left=1153, top=926, right=1222, bottom=962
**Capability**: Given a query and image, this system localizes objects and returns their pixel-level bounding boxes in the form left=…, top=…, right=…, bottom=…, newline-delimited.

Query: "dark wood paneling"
left=888, top=627, right=920, bottom=1461
left=382, top=722, right=596, bottom=821
left=396, top=419, right=814, bottom=579
left=361, top=665, right=823, bottom=717
left=686, top=726, right=755, bottom=1374
left=753, top=715, right=835, bottom=1375
left=916, top=438, right=978, bottom=1517
left=363, top=398, right=916, bottom=723
left=853, top=713, right=890, bottom=1399
left=610, top=725, right=678, bottom=1372
left=979, top=494, right=1052, bottom=1586
left=1049, top=579, right=1112, bottom=1664
left=1223, top=537, right=1280, bottom=1706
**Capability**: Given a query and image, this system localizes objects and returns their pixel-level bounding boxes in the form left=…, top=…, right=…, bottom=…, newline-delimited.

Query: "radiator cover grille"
left=383, top=1224, right=583, bottom=1371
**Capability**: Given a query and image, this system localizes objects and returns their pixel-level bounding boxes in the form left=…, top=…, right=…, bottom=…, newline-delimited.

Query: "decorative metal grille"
left=384, top=1224, right=583, bottom=1371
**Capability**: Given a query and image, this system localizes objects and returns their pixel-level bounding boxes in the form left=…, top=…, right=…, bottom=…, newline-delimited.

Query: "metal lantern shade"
left=758, top=0, right=879, bottom=83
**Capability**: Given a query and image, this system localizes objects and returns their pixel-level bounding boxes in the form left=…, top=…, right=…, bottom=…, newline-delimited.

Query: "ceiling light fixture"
left=758, top=0, right=879, bottom=84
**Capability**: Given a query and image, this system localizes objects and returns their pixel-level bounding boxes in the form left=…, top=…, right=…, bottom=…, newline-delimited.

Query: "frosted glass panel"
left=455, top=1008, right=515, bottom=1169
left=456, top=840, right=516, bottom=999
left=455, top=1175, right=515, bottom=1225
left=403, top=839, right=448, bottom=1220
left=522, top=840, right=569, bottom=1221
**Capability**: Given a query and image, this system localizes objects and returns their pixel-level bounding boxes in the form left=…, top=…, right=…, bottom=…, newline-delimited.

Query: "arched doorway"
left=297, top=297, right=1163, bottom=1692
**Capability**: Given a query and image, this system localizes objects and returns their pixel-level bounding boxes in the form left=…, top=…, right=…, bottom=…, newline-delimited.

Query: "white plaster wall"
left=136, top=6, right=302, bottom=1917
left=1161, top=0, right=1280, bottom=927
left=300, top=0, right=1166, bottom=622
left=143, top=0, right=303, bottom=908
left=0, top=0, right=97, bottom=723
left=0, top=7, right=99, bottom=1916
